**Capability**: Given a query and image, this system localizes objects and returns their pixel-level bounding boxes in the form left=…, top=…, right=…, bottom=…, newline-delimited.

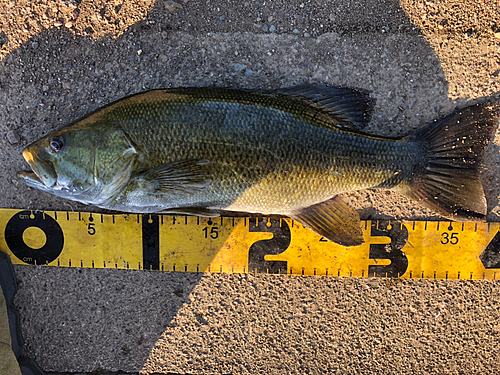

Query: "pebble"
left=31, top=41, right=39, bottom=49
left=245, top=70, right=253, bottom=77
left=495, top=32, right=500, bottom=39
left=293, top=29, right=299, bottom=34
left=219, top=15, right=226, bottom=21
left=262, top=24, right=268, bottom=32
left=269, top=25, right=276, bottom=32
left=0, top=32, right=8, bottom=46
left=7, top=130, right=19, bottom=145
left=165, top=1, right=183, bottom=11
left=65, top=21, right=74, bottom=28
left=234, top=63, right=246, bottom=72
left=42, top=85, right=49, bottom=92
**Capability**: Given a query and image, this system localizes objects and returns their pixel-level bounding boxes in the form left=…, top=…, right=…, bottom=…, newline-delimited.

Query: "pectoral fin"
left=290, top=196, right=364, bottom=246
left=141, top=158, right=212, bottom=194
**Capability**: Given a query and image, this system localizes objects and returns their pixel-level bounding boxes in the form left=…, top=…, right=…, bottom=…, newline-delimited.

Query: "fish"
left=18, top=85, right=499, bottom=246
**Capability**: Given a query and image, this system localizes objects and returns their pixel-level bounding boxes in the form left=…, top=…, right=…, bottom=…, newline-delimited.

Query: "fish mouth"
left=17, top=170, right=46, bottom=190
left=18, top=148, right=57, bottom=189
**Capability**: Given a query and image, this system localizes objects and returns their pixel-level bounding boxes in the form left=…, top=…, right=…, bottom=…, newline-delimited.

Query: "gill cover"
left=21, top=125, right=138, bottom=206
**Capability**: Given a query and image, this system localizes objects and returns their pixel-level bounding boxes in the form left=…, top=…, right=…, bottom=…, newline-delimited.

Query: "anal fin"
left=290, top=196, right=364, bottom=246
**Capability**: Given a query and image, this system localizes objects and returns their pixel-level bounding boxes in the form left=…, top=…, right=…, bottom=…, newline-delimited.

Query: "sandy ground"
left=1, top=0, right=500, bottom=374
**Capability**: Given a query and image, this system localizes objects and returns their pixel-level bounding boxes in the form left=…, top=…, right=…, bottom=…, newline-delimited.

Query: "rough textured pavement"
left=1, top=0, right=500, bottom=374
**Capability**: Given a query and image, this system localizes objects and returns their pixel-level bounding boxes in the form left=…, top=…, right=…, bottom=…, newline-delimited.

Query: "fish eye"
left=50, top=137, right=64, bottom=152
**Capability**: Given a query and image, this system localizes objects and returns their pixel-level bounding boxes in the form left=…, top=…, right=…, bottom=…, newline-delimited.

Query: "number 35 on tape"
left=1, top=209, right=500, bottom=280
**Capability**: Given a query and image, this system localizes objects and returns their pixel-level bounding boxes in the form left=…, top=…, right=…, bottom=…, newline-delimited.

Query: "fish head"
left=18, top=123, right=138, bottom=206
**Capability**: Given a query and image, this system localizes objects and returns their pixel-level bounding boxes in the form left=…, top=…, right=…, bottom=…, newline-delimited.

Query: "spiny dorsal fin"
left=290, top=195, right=364, bottom=246
left=274, top=84, right=374, bottom=131
left=145, top=85, right=374, bottom=134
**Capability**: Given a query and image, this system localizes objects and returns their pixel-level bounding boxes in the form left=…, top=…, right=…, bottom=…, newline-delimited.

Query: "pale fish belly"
left=222, top=149, right=417, bottom=215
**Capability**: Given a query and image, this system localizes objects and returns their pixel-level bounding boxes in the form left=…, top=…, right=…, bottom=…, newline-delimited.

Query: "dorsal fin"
left=124, top=85, right=374, bottom=134
left=273, top=85, right=374, bottom=131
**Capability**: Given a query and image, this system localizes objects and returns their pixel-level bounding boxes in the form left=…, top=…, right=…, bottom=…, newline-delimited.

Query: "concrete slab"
left=1, top=0, right=500, bottom=373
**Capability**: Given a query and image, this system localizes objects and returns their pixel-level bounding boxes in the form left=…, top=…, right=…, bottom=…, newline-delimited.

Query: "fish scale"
left=125, top=102, right=406, bottom=208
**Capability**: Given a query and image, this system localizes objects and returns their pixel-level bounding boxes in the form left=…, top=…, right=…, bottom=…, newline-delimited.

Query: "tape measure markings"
left=1, top=209, right=500, bottom=279
left=143, top=214, right=160, bottom=271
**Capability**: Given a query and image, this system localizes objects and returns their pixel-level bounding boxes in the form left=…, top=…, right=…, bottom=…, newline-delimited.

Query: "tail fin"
left=404, top=102, right=499, bottom=220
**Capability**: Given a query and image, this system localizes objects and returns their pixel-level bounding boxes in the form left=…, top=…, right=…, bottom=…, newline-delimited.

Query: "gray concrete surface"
left=1, top=0, right=500, bottom=374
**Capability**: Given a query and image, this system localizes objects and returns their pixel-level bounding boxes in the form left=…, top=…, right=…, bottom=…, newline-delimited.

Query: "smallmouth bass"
left=18, top=85, right=499, bottom=246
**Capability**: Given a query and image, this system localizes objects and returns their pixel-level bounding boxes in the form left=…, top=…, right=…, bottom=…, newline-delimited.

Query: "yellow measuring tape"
left=1, top=209, right=499, bottom=280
